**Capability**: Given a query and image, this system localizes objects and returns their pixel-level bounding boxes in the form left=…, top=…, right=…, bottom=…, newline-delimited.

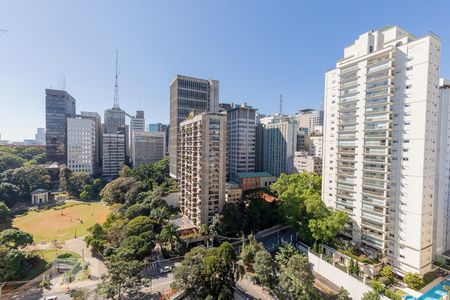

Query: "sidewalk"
left=237, top=278, right=274, bottom=300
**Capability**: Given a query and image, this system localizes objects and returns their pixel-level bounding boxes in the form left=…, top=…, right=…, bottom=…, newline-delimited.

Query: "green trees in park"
left=0, top=228, right=34, bottom=281
left=0, top=201, right=10, bottom=222
left=253, top=250, right=277, bottom=289
left=0, top=146, right=46, bottom=173
left=362, top=290, right=381, bottom=300
left=59, top=165, right=106, bottom=199
left=271, top=172, right=348, bottom=247
left=172, top=242, right=241, bottom=300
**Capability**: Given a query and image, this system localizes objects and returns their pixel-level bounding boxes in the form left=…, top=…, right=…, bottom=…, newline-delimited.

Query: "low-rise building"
left=31, top=189, right=49, bottom=205
left=293, top=153, right=322, bottom=175
left=236, top=172, right=276, bottom=191
left=225, top=182, right=242, bottom=203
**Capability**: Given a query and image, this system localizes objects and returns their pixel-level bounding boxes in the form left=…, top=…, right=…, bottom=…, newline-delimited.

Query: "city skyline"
left=2, top=0, right=450, bottom=141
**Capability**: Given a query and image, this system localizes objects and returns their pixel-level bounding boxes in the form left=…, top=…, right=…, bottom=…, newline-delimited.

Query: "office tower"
left=80, top=112, right=102, bottom=174
left=67, top=117, right=97, bottom=174
left=130, top=110, right=145, bottom=132
left=104, top=108, right=126, bottom=134
left=255, top=116, right=265, bottom=172
left=322, top=26, right=441, bottom=275
left=259, top=115, right=298, bottom=177
left=45, top=89, right=76, bottom=164
left=102, top=127, right=126, bottom=178
left=130, top=110, right=145, bottom=166
left=309, top=135, right=323, bottom=157
left=147, top=123, right=168, bottom=133
left=35, top=128, right=46, bottom=145
left=227, top=103, right=257, bottom=180
left=179, top=113, right=227, bottom=225
left=435, top=78, right=450, bottom=262
left=295, top=108, right=324, bottom=134
left=131, top=131, right=165, bottom=167
left=169, top=75, right=219, bottom=178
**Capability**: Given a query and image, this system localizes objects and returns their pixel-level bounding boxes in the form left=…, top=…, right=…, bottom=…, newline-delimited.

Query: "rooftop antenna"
left=113, top=50, right=120, bottom=109
left=279, top=94, right=283, bottom=115
left=62, top=73, right=66, bottom=91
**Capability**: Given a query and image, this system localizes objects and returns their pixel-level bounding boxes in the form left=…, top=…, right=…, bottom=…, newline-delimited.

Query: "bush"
left=384, top=289, right=402, bottom=300
left=403, top=272, right=424, bottom=290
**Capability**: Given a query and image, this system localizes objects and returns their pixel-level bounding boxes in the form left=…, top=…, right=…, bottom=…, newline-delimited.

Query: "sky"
left=1, top=0, right=450, bottom=141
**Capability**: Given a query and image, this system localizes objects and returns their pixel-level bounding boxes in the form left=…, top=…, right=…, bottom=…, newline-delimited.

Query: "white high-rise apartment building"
left=67, top=117, right=96, bottom=174
left=322, top=26, right=441, bottom=275
left=435, top=79, right=450, bottom=262
left=227, top=103, right=257, bottom=180
left=179, top=113, right=227, bottom=225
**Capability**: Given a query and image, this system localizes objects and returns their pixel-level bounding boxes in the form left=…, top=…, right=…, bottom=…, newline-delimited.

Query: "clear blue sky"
left=1, top=0, right=450, bottom=141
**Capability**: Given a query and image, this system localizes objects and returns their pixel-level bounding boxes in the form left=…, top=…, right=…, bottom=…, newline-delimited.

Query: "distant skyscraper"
left=67, top=117, right=97, bottom=174
left=35, top=128, right=46, bottom=145
left=45, top=89, right=76, bottom=164
left=169, top=75, right=219, bottom=178
left=322, top=26, right=441, bottom=275
left=80, top=111, right=102, bottom=174
left=131, top=131, right=165, bottom=167
left=179, top=113, right=227, bottom=225
left=102, top=127, right=126, bottom=178
left=147, top=123, right=168, bottom=133
left=227, top=103, right=257, bottom=180
left=130, top=110, right=145, bottom=132
left=104, top=108, right=126, bottom=134
left=260, top=115, right=298, bottom=177
left=295, top=108, right=323, bottom=135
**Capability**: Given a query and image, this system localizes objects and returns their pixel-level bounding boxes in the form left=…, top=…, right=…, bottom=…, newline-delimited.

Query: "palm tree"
left=159, top=222, right=178, bottom=253
left=275, top=243, right=299, bottom=268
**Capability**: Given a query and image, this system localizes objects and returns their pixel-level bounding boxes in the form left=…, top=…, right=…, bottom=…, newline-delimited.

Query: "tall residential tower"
left=322, top=26, right=441, bottom=275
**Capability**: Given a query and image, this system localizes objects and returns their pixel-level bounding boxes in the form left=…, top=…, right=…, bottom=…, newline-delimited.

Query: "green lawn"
left=13, top=202, right=110, bottom=242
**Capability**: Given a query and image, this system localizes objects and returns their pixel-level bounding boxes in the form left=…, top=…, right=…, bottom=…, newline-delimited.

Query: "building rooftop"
left=31, top=189, right=48, bottom=194
left=236, top=172, right=274, bottom=178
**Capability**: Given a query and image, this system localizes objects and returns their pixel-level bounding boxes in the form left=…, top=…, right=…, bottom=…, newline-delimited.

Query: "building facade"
left=227, top=104, right=257, bottom=180
left=148, top=123, right=168, bottom=132
left=260, top=115, right=298, bottom=177
left=102, top=127, right=126, bottom=178
left=35, top=128, right=46, bottom=145
left=295, top=108, right=324, bottom=135
left=293, top=154, right=322, bottom=175
left=45, top=89, right=76, bottom=163
left=322, top=26, right=441, bottom=275
left=309, top=135, right=323, bottom=157
left=435, top=78, right=450, bottom=262
left=178, top=113, right=227, bottom=225
left=67, top=117, right=97, bottom=174
left=169, top=75, right=219, bottom=178
left=131, top=131, right=165, bottom=167
left=235, top=172, right=277, bottom=191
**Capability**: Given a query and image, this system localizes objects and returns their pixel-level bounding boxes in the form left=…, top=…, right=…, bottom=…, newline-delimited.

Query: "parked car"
left=160, top=266, right=172, bottom=273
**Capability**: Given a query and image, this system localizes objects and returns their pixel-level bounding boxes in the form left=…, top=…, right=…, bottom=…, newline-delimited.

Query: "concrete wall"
left=308, top=252, right=388, bottom=300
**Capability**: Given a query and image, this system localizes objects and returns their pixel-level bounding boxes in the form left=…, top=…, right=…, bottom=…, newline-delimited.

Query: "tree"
left=0, top=201, right=10, bottom=222
left=361, top=290, right=381, bottom=300
left=278, top=253, right=319, bottom=299
left=275, top=243, right=299, bottom=268
left=172, top=242, right=240, bottom=300
left=159, top=223, right=180, bottom=253
left=118, top=234, right=154, bottom=261
left=123, top=216, right=153, bottom=237
left=0, top=247, right=29, bottom=281
left=337, top=287, right=351, bottom=300
left=379, top=265, right=395, bottom=287
left=99, top=255, right=147, bottom=300
left=100, top=177, right=138, bottom=204
left=0, top=153, right=25, bottom=173
left=0, top=182, right=20, bottom=207
left=149, top=206, right=170, bottom=227
left=71, top=288, right=90, bottom=300
left=253, top=250, right=277, bottom=288
left=85, top=224, right=108, bottom=254
left=309, top=210, right=348, bottom=245
left=59, top=165, right=72, bottom=192
left=0, top=229, right=33, bottom=248
left=240, top=235, right=264, bottom=268
left=67, top=172, right=91, bottom=198
left=220, top=202, right=247, bottom=236
left=370, top=279, right=385, bottom=294
left=124, top=203, right=151, bottom=220
left=403, top=272, right=424, bottom=290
